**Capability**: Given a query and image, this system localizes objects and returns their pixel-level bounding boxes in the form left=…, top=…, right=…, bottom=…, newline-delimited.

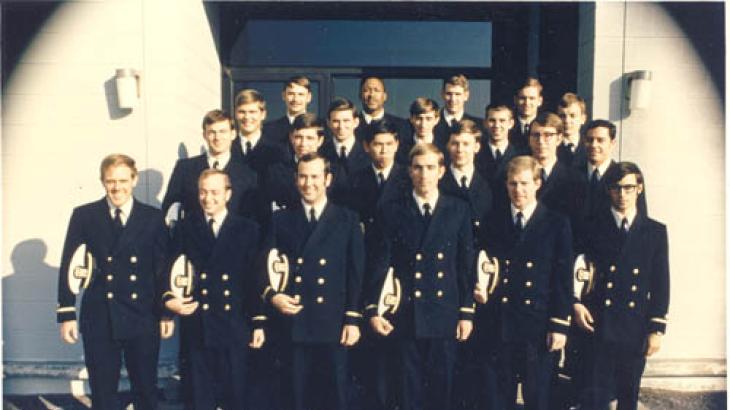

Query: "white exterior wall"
left=578, top=2, right=725, bottom=390
left=2, top=0, right=220, bottom=381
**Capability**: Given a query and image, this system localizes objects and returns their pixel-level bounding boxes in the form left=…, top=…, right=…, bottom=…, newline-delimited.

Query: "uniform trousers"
left=580, top=339, right=647, bottom=410
left=288, top=342, right=348, bottom=410
left=82, top=324, right=160, bottom=410
left=188, top=344, right=248, bottom=410
left=398, top=338, right=457, bottom=410
left=495, top=339, right=557, bottom=410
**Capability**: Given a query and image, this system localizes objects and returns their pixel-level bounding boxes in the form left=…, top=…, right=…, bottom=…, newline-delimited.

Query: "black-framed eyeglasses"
left=608, top=184, right=639, bottom=193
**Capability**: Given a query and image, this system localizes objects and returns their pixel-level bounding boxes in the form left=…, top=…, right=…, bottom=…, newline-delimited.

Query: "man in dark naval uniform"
left=162, top=109, right=258, bottom=221
left=57, top=153, right=171, bottom=410
left=366, top=143, right=476, bottom=410
left=575, top=162, right=669, bottom=410
left=479, top=155, right=573, bottom=410
left=261, top=76, right=314, bottom=150
left=262, top=153, right=365, bottom=410
left=163, top=169, right=265, bottom=409
left=433, top=74, right=483, bottom=151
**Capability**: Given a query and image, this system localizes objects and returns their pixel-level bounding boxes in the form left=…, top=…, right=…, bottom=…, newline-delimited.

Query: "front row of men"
left=57, top=133, right=668, bottom=409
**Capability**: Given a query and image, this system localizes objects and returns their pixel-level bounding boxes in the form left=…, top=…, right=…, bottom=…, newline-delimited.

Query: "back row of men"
left=56, top=75, right=669, bottom=410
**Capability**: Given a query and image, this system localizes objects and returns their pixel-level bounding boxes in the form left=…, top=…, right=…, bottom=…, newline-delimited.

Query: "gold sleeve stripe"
left=550, top=317, right=571, bottom=326
left=261, top=286, right=273, bottom=299
left=346, top=311, right=363, bottom=318
left=252, top=315, right=267, bottom=321
left=162, top=291, right=176, bottom=298
left=56, top=307, right=76, bottom=313
left=651, top=317, right=669, bottom=324
left=365, top=304, right=378, bottom=311
left=460, top=307, right=476, bottom=314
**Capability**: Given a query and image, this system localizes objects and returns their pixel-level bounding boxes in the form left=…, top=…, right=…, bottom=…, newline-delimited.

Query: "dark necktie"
left=567, top=142, right=575, bottom=152
left=212, top=160, right=220, bottom=170
left=460, top=175, right=468, bottom=190
left=112, top=208, right=124, bottom=247
left=245, top=141, right=253, bottom=155
left=339, top=146, right=347, bottom=161
left=494, top=148, right=503, bottom=162
left=208, top=218, right=216, bottom=238
left=309, top=208, right=317, bottom=226
left=377, top=172, right=385, bottom=188
left=590, top=169, right=600, bottom=190
left=541, top=168, right=548, bottom=186
left=450, top=118, right=457, bottom=128
left=619, top=217, right=629, bottom=247
left=423, top=203, right=432, bottom=225
left=523, top=123, right=530, bottom=135
left=515, top=211, right=524, bottom=232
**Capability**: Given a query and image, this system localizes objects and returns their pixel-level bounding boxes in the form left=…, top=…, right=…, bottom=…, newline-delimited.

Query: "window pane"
left=233, top=20, right=492, bottom=67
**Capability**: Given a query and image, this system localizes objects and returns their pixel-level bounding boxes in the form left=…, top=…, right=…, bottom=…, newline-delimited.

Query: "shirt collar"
left=611, top=207, right=637, bottom=229
left=334, top=136, right=356, bottom=156
left=489, top=140, right=509, bottom=155
left=511, top=200, right=538, bottom=225
left=363, top=111, right=384, bottom=124
left=287, top=113, right=299, bottom=124
left=450, top=164, right=475, bottom=187
left=444, top=110, right=464, bottom=123
left=412, top=190, right=439, bottom=216
left=207, top=150, right=231, bottom=169
left=414, top=133, right=435, bottom=145
left=372, top=162, right=394, bottom=180
left=106, top=197, right=134, bottom=224
left=302, top=197, right=328, bottom=221
left=588, top=159, right=612, bottom=180
left=239, top=129, right=262, bottom=150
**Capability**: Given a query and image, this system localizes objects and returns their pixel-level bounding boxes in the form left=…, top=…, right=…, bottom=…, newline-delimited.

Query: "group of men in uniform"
left=56, top=74, right=670, bottom=410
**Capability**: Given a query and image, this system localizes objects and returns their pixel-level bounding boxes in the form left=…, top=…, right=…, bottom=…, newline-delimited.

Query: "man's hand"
left=165, top=296, right=199, bottom=316
left=60, top=320, right=78, bottom=344
left=271, top=294, right=303, bottom=315
left=473, top=288, right=488, bottom=305
left=645, top=332, right=662, bottom=357
left=456, top=320, right=473, bottom=341
left=160, top=319, right=175, bottom=339
left=340, top=325, right=361, bottom=347
left=250, top=329, right=265, bottom=349
left=370, top=316, right=394, bottom=336
left=573, top=303, right=595, bottom=333
left=547, top=332, right=567, bottom=352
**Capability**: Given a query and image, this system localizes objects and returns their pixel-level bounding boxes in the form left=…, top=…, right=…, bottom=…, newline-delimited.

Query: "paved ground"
left=4, top=388, right=727, bottom=409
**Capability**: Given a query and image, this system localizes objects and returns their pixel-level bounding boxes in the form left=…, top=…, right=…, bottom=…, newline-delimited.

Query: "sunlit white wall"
left=579, top=2, right=725, bottom=389
left=2, top=0, right=220, bottom=370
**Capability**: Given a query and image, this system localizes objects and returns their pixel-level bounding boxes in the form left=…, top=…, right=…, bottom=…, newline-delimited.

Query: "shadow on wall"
left=3, top=239, right=83, bottom=359
left=103, top=76, right=132, bottom=120
left=135, top=168, right=164, bottom=208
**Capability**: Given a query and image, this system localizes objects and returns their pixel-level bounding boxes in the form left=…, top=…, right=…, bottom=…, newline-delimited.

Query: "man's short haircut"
left=506, top=155, right=541, bottom=181
left=234, top=89, right=266, bottom=111
left=518, top=77, right=544, bottom=94
left=291, top=113, right=325, bottom=137
left=283, top=76, right=312, bottom=92
left=100, top=153, right=137, bottom=180
left=328, top=97, right=359, bottom=119
left=297, top=152, right=331, bottom=175
left=198, top=168, right=232, bottom=190
left=530, top=111, right=564, bottom=135
left=450, top=119, right=482, bottom=143
left=585, top=119, right=617, bottom=140
left=443, top=74, right=470, bottom=92
left=409, top=143, right=445, bottom=167
left=603, top=161, right=644, bottom=187
left=485, top=103, right=514, bottom=119
left=558, top=92, right=587, bottom=115
left=359, top=76, right=386, bottom=92
left=409, top=97, right=440, bottom=117
left=365, top=119, right=400, bottom=143
left=201, top=109, right=234, bottom=131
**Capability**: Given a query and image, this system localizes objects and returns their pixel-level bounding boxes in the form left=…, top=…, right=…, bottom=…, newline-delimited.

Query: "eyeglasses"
left=529, top=131, right=558, bottom=140
left=608, top=184, right=639, bottom=193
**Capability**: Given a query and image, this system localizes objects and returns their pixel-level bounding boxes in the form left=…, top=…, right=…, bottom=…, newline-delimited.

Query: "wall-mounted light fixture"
left=626, top=70, right=652, bottom=111
left=115, top=68, right=141, bottom=109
